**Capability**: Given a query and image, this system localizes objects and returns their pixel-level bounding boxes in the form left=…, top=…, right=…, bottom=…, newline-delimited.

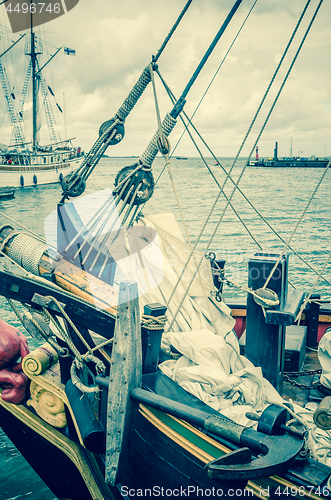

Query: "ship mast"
left=29, top=0, right=40, bottom=151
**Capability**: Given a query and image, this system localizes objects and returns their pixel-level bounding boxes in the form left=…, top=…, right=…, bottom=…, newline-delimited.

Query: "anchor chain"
left=284, top=370, right=322, bottom=390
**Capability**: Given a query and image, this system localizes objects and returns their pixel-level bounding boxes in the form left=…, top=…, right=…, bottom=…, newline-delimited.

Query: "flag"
left=64, top=47, right=75, bottom=56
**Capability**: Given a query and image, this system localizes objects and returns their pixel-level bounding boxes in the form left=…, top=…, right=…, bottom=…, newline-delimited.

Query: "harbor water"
left=0, top=157, right=330, bottom=499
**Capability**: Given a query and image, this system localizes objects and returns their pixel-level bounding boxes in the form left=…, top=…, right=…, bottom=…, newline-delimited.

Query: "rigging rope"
left=263, top=159, right=330, bottom=291
left=148, top=64, right=218, bottom=329
left=59, top=0, right=244, bottom=279
left=156, top=69, right=331, bottom=289
left=155, top=70, right=264, bottom=251
left=166, top=0, right=323, bottom=331
left=155, top=0, right=314, bottom=313
left=109, top=0, right=243, bottom=210
left=158, top=0, right=258, bottom=164
left=60, top=0, right=194, bottom=201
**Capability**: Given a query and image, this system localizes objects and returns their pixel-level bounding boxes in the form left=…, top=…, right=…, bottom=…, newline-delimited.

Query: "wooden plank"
left=231, top=308, right=247, bottom=317
left=319, top=315, right=331, bottom=324
left=39, top=254, right=118, bottom=315
left=230, top=308, right=331, bottom=324
left=105, top=281, right=141, bottom=486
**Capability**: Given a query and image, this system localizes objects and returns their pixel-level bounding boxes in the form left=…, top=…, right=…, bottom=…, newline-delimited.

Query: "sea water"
left=0, top=157, right=330, bottom=499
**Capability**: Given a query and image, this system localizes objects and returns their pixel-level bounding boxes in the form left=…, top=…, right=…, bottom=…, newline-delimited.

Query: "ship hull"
left=1, top=383, right=330, bottom=500
left=252, top=160, right=329, bottom=168
left=0, top=395, right=228, bottom=500
left=0, top=159, right=80, bottom=188
left=0, top=397, right=118, bottom=500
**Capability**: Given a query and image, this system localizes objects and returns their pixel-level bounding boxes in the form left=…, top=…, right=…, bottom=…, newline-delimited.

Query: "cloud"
left=0, top=0, right=330, bottom=157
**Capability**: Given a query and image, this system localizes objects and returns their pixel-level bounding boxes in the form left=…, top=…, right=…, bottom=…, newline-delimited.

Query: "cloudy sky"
left=0, top=0, right=330, bottom=158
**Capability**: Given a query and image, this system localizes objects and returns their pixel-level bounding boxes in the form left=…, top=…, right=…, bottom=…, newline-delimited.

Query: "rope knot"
left=141, top=313, right=167, bottom=331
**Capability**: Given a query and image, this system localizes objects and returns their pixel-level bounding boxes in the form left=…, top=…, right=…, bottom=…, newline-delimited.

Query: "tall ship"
left=0, top=19, right=83, bottom=188
left=253, top=142, right=329, bottom=168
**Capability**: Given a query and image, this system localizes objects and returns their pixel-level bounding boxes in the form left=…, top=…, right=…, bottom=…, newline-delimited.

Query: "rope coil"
left=6, top=233, right=47, bottom=275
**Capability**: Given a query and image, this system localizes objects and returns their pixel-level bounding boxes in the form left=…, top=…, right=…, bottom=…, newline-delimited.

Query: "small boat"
left=0, top=2, right=331, bottom=499
left=0, top=185, right=15, bottom=199
left=0, top=19, right=83, bottom=188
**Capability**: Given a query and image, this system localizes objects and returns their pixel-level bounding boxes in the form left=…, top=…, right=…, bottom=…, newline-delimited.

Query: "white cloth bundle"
left=159, top=329, right=283, bottom=426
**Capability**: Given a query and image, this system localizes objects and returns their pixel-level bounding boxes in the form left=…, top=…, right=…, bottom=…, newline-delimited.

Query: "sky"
left=0, top=0, right=330, bottom=159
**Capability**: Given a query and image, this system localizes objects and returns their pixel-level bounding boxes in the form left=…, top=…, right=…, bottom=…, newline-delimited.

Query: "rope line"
left=158, top=0, right=258, bottom=164
left=208, top=256, right=279, bottom=308
left=148, top=67, right=217, bottom=328
left=0, top=211, right=47, bottom=245
left=155, top=71, right=331, bottom=288
left=60, top=0, right=194, bottom=199
left=166, top=0, right=322, bottom=330
left=159, top=0, right=313, bottom=312
left=263, top=160, right=330, bottom=291
left=155, top=72, right=264, bottom=250
left=152, top=0, right=194, bottom=63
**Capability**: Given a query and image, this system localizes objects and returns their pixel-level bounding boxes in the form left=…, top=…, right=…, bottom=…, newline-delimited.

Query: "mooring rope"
left=141, top=314, right=168, bottom=330
left=207, top=256, right=279, bottom=307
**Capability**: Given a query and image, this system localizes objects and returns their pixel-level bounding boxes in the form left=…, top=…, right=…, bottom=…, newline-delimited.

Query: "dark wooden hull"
left=0, top=395, right=235, bottom=500
left=0, top=400, right=229, bottom=500
left=1, top=299, right=331, bottom=500
left=0, top=399, right=117, bottom=500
